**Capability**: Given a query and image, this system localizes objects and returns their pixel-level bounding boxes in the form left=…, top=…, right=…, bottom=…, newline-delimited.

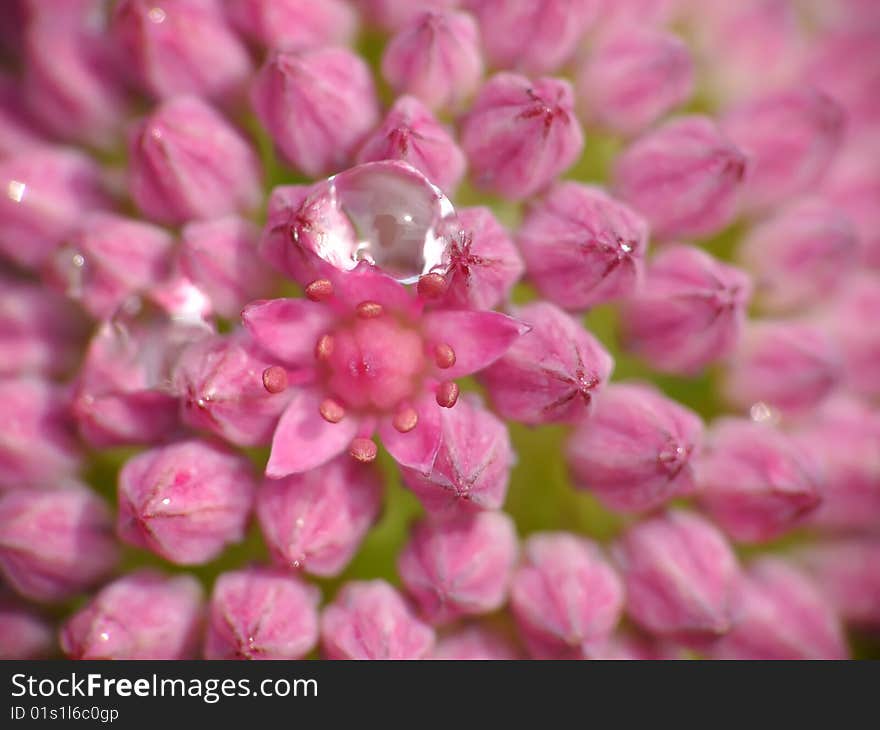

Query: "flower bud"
left=465, top=0, right=597, bottom=75
left=401, top=395, right=514, bottom=515
left=620, top=245, right=752, bottom=375
left=519, top=182, right=647, bottom=310
left=381, top=11, right=482, bottom=111
left=398, top=511, right=518, bottom=624
left=577, top=28, right=694, bottom=137
left=0, top=598, right=53, bottom=659
left=567, top=383, right=703, bottom=513
left=257, top=456, right=383, bottom=577
left=128, top=96, right=262, bottom=225
left=60, top=571, right=203, bottom=659
left=432, top=623, right=523, bottom=659
left=117, top=439, right=256, bottom=565
left=738, top=198, right=859, bottom=313
left=461, top=73, right=584, bottom=200
left=321, top=580, right=435, bottom=659
left=226, top=0, right=357, bottom=51
left=0, top=146, right=110, bottom=270
left=480, top=301, right=613, bottom=425
left=721, top=87, right=845, bottom=214
left=205, top=567, right=320, bottom=660
left=251, top=47, right=379, bottom=177
left=0, top=486, right=118, bottom=603
left=723, top=320, right=841, bottom=416
left=697, top=418, right=823, bottom=543
left=613, top=115, right=747, bottom=240
left=111, top=0, right=252, bottom=101
left=511, top=533, right=624, bottom=659
left=823, top=274, right=880, bottom=398
left=0, top=377, right=81, bottom=491
left=613, top=510, right=739, bottom=640
left=710, top=558, right=847, bottom=659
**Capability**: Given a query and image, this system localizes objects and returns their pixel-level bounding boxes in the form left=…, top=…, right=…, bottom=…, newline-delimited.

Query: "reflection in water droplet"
left=99, top=632, right=110, bottom=641
left=161, top=498, right=171, bottom=505
left=750, top=401, right=779, bottom=424
left=7, top=180, right=25, bottom=202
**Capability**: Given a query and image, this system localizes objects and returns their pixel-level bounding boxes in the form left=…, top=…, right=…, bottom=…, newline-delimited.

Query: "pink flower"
left=432, top=623, right=523, bottom=659
left=381, top=10, right=482, bottom=111
left=356, top=96, right=466, bottom=194
left=620, top=244, right=752, bottom=375
left=225, top=0, right=357, bottom=52
left=613, top=115, right=748, bottom=240
left=721, top=87, right=845, bottom=214
left=577, top=28, right=695, bottom=137
left=256, top=456, right=383, bottom=577
left=696, top=418, right=823, bottom=543
left=400, top=394, right=514, bottom=515
left=613, top=510, right=740, bottom=641
left=480, top=301, right=614, bottom=425
left=111, top=0, right=252, bottom=102
left=251, top=47, right=379, bottom=177
left=60, top=570, right=203, bottom=659
left=320, top=580, right=435, bottom=659
left=0, top=597, right=53, bottom=659
left=243, top=265, right=526, bottom=476
left=0, top=485, right=118, bottom=603
left=567, top=383, right=703, bottom=513
left=518, top=182, right=647, bottom=310
left=117, top=439, right=256, bottom=565
left=461, top=73, right=584, bottom=200
left=510, top=533, right=624, bottom=659
left=128, top=96, right=262, bottom=225
left=710, top=558, right=847, bottom=660
left=398, top=511, right=518, bottom=624
left=204, top=567, right=320, bottom=660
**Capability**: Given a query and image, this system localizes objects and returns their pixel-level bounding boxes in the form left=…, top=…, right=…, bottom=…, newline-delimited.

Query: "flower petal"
left=379, top=391, right=442, bottom=473
left=241, top=298, right=332, bottom=369
left=330, top=265, right=419, bottom=318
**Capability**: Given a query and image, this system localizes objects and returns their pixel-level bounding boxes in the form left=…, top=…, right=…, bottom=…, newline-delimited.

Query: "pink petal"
left=329, top=265, right=419, bottom=318
left=379, top=391, right=441, bottom=472
left=241, top=298, right=331, bottom=370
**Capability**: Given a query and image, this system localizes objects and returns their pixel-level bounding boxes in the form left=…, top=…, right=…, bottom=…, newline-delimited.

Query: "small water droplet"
left=295, top=517, right=305, bottom=528
left=750, top=402, right=779, bottom=424
left=99, top=632, right=110, bottom=641
left=292, top=560, right=301, bottom=569
left=7, top=180, right=25, bottom=202
left=161, top=497, right=171, bottom=506
left=148, top=7, right=166, bottom=23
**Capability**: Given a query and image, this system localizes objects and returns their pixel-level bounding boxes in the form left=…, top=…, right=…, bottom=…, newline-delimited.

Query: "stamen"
left=436, top=381, right=460, bottom=408
left=261, top=366, right=288, bottom=394
left=349, top=437, right=378, bottom=463
left=356, top=300, right=384, bottom=318
left=417, top=272, right=448, bottom=299
left=319, top=398, right=345, bottom=423
left=315, top=334, right=334, bottom=361
left=392, top=406, right=419, bottom=433
left=434, top=343, right=456, bottom=369
left=305, top=278, right=333, bottom=301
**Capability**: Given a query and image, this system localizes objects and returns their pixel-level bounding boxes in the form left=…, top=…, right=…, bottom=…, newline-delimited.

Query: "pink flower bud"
left=519, top=182, right=647, bottom=310
left=696, top=418, right=823, bottom=543
left=321, top=580, right=435, bottom=659
left=0, top=486, right=118, bottom=603
left=794, top=539, right=880, bottom=629
left=613, top=115, right=748, bottom=240
left=710, top=558, right=847, bottom=660
left=398, top=512, right=518, bottom=624
left=111, top=0, right=252, bottom=102
left=257, top=456, right=383, bottom=577
left=461, top=73, right=584, bottom=200
left=172, top=332, right=294, bottom=448
left=738, top=198, right=859, bottom=313
left=464, top=0, right=598, bottom=75
left=567, top=383, right=703, bottom=513
left=251, top=47, right=379, bottom=177
left=0, top=146, right=110, bottom=270
left=577, top=28, right=694, bottom=137
left=0, top=598, right=53, bottom=659
left=179, top=216, right=277, bottom=320
left=480, top=301, right=613, bottom=425
left=356, top=96, right=466, bottom=194
left=432, top=623, right=523, bottom=659
left=0, top=74, right=46, bottom=157
left=401, top=395, right=514, bottom=515
left=60, top=571, right=203, bottom=659
left=620, top=245, right=752, bottom=375
left=117, top=439, right=256, bottom=565
left=721, top=87, right=845, bottom=214
left=381, top=11, right=482, bottom=111
left=226, top=0, right=357, bottom=51
left=0, top=377, right=81, bottom=491
left=258, top=183, right=311, bottom=279
left=613, top=510, right=740, bottom=640
left=723, top=320, right=841, bottom=416
left=205, top=567, right=320, bottom=660
left=823, top=274, right=880, bottom=397
left=511, top=533, right=623, bottom=659
left=128, top=96, right=262, bottom=225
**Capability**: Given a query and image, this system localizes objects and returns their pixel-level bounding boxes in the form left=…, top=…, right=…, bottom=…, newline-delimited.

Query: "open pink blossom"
left=432, top=623, right=523, bottom=660
left=225, top=0, right=357, bottom=52
left=243, top=265, right=526, bottom=477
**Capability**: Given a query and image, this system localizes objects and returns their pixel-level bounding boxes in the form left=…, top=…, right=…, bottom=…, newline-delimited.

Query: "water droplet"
left=148, top=7, right=166, bottom=23
left=295, top=517, right=305, bottom=528
left=99, top=632, right=110, bottom=641
left=6, top=180, right=25, bottom=202
left=750, top=402, right=779, bottom=424
left=161, top=498, right=171, bottom=506
left=292, top=560, right=301, bottom=569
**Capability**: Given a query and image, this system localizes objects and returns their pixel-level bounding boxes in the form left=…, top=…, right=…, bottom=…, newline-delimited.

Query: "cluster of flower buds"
left=1, top=0, right=876, bottom=661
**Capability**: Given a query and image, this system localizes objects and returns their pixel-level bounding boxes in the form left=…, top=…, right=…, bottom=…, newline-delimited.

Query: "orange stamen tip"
left=356, top=300, right=384, bottom=318
left=436, top=381, right=460, bottom=408
left=319, top=398, right=346, bottom=423
left=261, top=366, right=288, bottom=394
left=417, top=272, right=448, bottom=299
left=305, top=278, right=333, bottom=301
left=315, top=334, right=334, bottom=360
left=349, top=437, right=378, bottom=463
left=392, top=407, right=419, bottom=433
left=434, top=343, right=456, bottom=369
